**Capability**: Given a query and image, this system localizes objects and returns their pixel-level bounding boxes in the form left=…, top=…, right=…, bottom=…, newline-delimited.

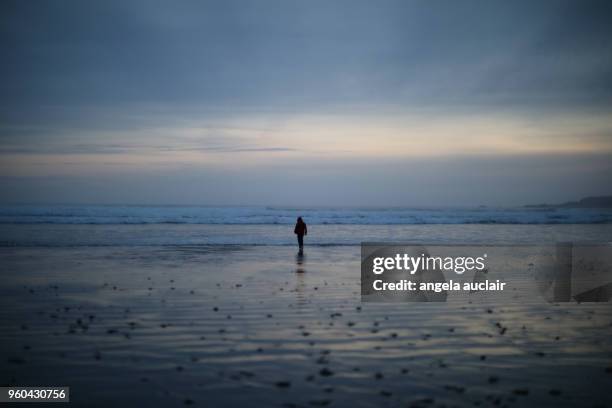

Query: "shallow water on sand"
left=1, top=242, right=612, bottom=407
left=3, top=223, right=612, bottom=247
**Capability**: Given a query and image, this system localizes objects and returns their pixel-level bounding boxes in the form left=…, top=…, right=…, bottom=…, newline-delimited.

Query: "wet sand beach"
left=2, top=226, right=612, bottom=407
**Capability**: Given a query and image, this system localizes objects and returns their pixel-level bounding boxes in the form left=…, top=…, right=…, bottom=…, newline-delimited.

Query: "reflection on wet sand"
left=295, top=251, right=306, bottom=274
left=294, top=251, right=308, bottom=308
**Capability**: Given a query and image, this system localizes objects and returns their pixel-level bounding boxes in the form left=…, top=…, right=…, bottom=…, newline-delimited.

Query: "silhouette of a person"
left=294, top=217, right=307, bottom=252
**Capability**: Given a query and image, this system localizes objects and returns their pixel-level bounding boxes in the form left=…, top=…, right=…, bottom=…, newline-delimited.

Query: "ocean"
left=2, top=204, right=611, bottom=225
left=1, top=205, right=612, bottom=247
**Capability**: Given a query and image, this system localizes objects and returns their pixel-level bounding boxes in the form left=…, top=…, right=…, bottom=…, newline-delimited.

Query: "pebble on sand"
left=275, top=381, right=291, bottom=388
left=319, top=368, right=333, bottom=377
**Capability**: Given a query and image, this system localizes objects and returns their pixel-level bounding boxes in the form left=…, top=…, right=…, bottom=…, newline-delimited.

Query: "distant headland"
left=525, top=196, right=612, bottom=208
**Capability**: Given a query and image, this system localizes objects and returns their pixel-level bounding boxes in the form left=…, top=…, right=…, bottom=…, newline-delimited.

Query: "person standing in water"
left=294, top=217, right=307, bottom=252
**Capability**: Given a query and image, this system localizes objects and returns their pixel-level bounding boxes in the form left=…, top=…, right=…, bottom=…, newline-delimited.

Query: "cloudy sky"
left=1, top=0, right=611, bottom=206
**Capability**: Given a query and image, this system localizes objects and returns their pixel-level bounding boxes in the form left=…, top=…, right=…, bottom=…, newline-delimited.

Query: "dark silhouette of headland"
left=525, top=195, right=612, bottom=209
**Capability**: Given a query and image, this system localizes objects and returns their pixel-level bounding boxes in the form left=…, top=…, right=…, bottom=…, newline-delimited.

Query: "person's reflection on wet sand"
left=294, top=251, right=308, bottom=308
left=295, top=251, right=305, bottom=274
